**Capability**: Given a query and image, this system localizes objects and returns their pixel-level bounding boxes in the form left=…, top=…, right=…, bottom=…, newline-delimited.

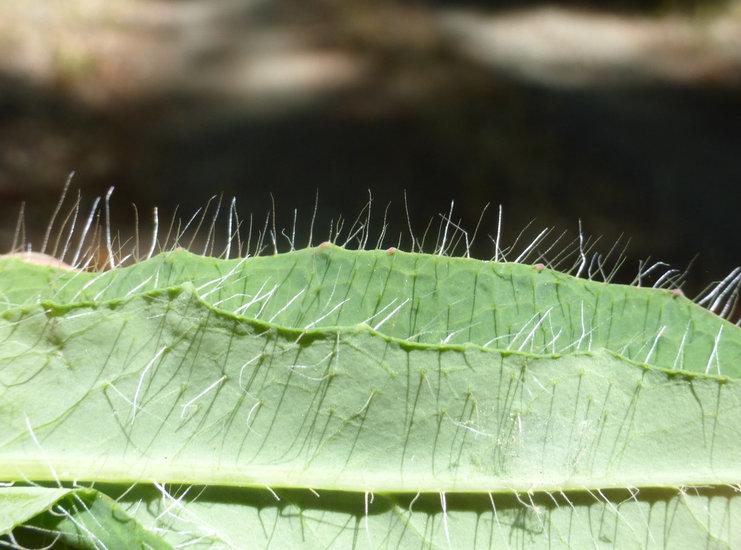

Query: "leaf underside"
left=1, top=246, right=739, bottom=548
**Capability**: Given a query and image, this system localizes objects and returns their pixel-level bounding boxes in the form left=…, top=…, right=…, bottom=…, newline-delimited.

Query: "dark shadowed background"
left=0, top=0, right=739, bottom=302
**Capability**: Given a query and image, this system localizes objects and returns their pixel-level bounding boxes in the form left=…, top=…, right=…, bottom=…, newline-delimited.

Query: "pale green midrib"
left=3, top=459, right=739, bottom=494
left=1, top=282, right=733, bottom=382
left=1, top=246, right=739, bottom=377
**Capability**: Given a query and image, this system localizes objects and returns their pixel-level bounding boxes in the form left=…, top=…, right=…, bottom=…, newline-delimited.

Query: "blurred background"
left=0, top=0, right=739, bottom=302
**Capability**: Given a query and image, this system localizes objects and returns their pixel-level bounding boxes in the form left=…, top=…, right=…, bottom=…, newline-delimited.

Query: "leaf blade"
left=0, top=487, right=171, bottom=549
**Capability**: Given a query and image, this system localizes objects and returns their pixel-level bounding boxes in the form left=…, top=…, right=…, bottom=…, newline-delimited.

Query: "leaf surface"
left=0, top=487, right=170, bottom=549
left=1, top=247, right=739, bottom=548
left=1, top=246, right=739, bottom=375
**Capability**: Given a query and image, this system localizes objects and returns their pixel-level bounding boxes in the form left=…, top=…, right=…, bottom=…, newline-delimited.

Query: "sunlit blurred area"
left=0, top=0, right=739, bottom=297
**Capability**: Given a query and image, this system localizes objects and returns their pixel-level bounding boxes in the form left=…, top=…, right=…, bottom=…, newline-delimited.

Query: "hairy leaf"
left=0, top=487, right=169, bottom=549
left=1, top=245, right=739, bottom=548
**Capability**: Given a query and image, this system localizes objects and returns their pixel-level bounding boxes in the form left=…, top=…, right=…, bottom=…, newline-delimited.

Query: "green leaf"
left=1, top=246, right=739, bottom=548
left=2, top=246, right=739, bottom=375
left=0, top=486, right=170, bottom=549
